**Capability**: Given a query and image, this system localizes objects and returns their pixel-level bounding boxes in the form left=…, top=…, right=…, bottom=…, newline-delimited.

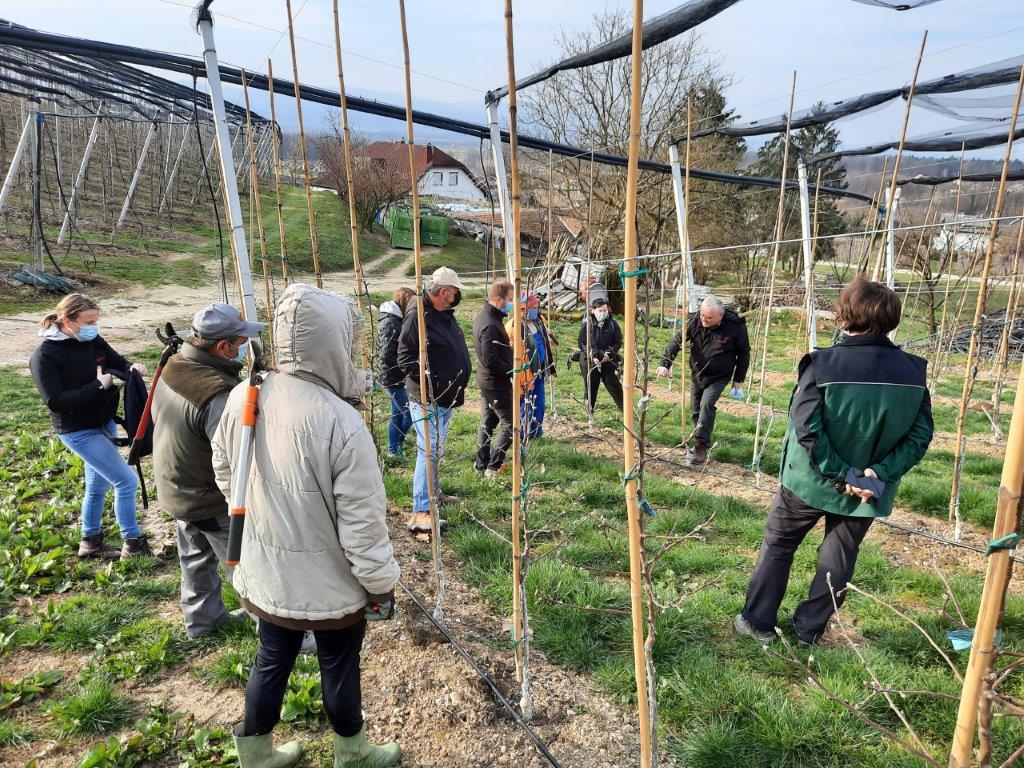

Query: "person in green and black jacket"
left=735, top=276, right=933, bottom=647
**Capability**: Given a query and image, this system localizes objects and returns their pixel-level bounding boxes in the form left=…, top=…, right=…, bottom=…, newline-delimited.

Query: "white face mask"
left=594, top=309, right=609, bottom=322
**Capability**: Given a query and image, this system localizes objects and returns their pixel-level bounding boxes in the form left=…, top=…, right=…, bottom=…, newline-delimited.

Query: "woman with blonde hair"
left=29, top=293, right=150, bottom=560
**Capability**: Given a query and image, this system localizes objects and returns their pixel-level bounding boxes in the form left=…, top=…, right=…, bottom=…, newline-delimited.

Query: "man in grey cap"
left=152, top=302, right=264, bottom=639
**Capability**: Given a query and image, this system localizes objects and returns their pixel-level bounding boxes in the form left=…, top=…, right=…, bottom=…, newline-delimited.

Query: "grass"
left=47, top=676, right=135, bottom=737
left=47, top=595, right=151, bottom=651
left=403, top=229, right=490, bottom=278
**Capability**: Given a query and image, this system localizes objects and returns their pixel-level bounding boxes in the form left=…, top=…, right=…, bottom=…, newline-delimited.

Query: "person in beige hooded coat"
left=213, top=283, right=401, bottom=768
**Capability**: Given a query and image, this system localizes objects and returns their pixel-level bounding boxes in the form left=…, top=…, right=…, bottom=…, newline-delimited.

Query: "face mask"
left=594, top=310, right=609, bottom=322
left=503, top=301, right=515, bottom=315
left=232, top=341, right=249, bottom=363
left=527, top=308, right=539, bottom=320
left=74, top=323, right=99, bottom=342
left=449, top=288, right=462, bottom=308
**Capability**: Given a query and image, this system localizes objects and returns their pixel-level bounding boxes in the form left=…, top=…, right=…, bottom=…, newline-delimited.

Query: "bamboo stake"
left=948, top=63, right=1024, bottom=544
left=992, top=215, right=1024, bottom=425
left=585, top=149, right=596, bottom=427
left=751, top=73, right=798, bottom=476
left=266, top=60, right=290, bottom=285
left=397, top=0, right=444, bottom=620
left=502, top=0, right=531, bottom=715
left=930, top=145, right=969, bottom=389
left=285, top=0, right=322, bottom=288
left=679, top=97, right=693, bottom=442
left=891, top=188, right=937, bottom=344
left=241, top=71, right=275, bottom=358
left=873, top=30, right=927, bottom=281
left=621, top=1, right=654, bottom=764
left=859, top=158, right=889, bottom=274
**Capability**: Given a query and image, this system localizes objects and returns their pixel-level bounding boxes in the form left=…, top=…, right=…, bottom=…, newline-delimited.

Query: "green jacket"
left=778, top=334, right=933, bottom=518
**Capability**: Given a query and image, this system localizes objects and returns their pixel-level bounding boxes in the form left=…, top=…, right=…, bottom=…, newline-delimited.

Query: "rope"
left=986, top=532, right=1020, bottom=555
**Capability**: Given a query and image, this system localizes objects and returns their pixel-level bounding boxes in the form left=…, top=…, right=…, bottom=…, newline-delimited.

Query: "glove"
left=364, top=594, right=395, bottom=621
left=843, top=468, right=886, bottom=500
left=730, top=386, right=744, bottom=399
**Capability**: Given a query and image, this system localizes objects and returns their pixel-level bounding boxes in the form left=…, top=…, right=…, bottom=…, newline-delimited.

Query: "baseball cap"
left=192, top=302, right=266, bottom=340
left=430, top=266, right=467, bottom=290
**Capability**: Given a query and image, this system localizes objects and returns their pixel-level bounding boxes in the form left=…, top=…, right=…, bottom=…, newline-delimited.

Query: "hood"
left=38, top=325, right=70, bottom=341
left=379, top=299, right=404, bottom=319
left=274, top=283, right=372, bottom=403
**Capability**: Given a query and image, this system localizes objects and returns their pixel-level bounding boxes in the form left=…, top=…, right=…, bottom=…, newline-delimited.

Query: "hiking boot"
left=78, top=533, right=119, bottom=560
left=484, top=465, right=507, bottom=480
left=333, top=726, right=401, bottom=768
left=690, top=439, right=709, bottom=466
left=439, top=493, right=459, bottom=506
left=233, top=728, right=301, bottom=768
left=733, top=613, right=776, bottom=645
left=120, top=533, right=152, bottom=560
left=385, top=450, right=407, bottom=466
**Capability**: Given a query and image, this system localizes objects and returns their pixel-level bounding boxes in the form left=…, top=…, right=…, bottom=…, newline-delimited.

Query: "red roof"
left=357, top=141, right=466, bottom=178
left=455, top=208, right=583, bottom=242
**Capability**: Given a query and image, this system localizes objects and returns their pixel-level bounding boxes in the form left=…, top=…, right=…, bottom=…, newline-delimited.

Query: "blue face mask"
left=75, top=323, right=99, bottom=342
left=232, top=340, right=249, bottom=363
left=527, top=308, right=539, bottom=320
left=503, top=301, right=515, bottom=315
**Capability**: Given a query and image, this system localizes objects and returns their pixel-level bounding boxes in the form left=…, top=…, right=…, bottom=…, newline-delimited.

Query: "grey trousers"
left=690, top=377, right=729, bottom=443
left=178, top=512, right=235, bottom=639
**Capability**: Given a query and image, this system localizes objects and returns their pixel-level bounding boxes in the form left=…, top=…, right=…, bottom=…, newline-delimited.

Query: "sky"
left=8, top=0, right=1023, bottom=160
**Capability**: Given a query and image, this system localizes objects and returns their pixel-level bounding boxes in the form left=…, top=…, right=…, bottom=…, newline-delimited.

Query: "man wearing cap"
left=397, top=267, right=473, bottom=534
left=152, top=302, right=264, bottom=639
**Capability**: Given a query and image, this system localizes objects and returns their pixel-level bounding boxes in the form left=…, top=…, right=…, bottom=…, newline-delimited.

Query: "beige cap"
left=430, top=266, right=467, bottom=290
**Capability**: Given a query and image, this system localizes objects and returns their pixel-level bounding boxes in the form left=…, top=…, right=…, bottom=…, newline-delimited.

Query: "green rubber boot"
left=333, top=727, right=402, bottom=767
left=233, top=731, right=302, bottom=768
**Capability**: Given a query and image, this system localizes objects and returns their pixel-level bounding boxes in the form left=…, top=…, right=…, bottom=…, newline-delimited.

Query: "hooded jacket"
left=660, top=310, right=750, bottom=388
left=212, top=284, right=399, bottom=625
left=397, top=296, right=472, bottom=409
left=29, top=326, right=131, bottom=434
left=376, top=300, right=406, bottom=388
left=473, top=302, right=513, bottom=393
left=576, top=312, right=622, bottom=372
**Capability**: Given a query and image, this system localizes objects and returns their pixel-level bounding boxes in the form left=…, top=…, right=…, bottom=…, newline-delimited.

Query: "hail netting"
left=849, top=0, right=943, bottom=7
left=809, top=119, right=1024, bottom=163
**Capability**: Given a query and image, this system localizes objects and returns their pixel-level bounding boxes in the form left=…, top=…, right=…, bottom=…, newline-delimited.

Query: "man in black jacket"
left=397, top=267, right=473, bottom=533
left=473, top=279, right=515, bottom=478
left=575, top=298, right=624, bottom=415
left=657, top=295, right=750, bottom=465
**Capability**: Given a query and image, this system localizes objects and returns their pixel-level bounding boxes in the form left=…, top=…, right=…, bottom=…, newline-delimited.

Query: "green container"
left=384, top=208, right=450, bottom=249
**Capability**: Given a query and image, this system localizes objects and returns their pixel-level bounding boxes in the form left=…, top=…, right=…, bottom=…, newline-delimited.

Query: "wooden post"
left=948, top=63, right=1024, bottom=543
left=502, top=0, right=531, bottom=716
left=621, top=1, right=654, bottom=764
left=397, top=0, right=444, bottom=619
left=992, top=215, right=1024, bottom=424
left=751, top=73, right=798, bottom=475
left=266, top=60, right=291, bottom=285
left=285, top=0, right=323, bottom=288
left=679, top=98, right=693, bottom=440
left=241, top=71, right=275, bottom=358
left=873, top=30, right=927, bottom=281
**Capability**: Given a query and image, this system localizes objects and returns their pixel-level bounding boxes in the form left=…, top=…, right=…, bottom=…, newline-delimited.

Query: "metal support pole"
left=668, top=143, right=694, bottom=308
left=0, top=114, right=33, bottom=215
left=797, top=159, right=817, bottom=352
left=57, top=110, right=103, bottom=244
left=196, top=8, right=258, bottom=325
left=190, top=124, right=220, bottom=207
left=158, top=119, right=192, bottom=215
left=485, top=99, right=516, bottom=279
left=114, top=120, right=158, bottom=233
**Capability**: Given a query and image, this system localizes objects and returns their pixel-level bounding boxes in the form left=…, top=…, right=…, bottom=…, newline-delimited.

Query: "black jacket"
left=473, top=303, right=513, bottom=392
left=660, top=309, right=750, bottom=387
left=376, top=309, right=405, bottom=388
left=397, top=297, right=472, bottom=408
left=577, top=313, right=622, bottom=372
left=29, top=334, right=132, bottom=434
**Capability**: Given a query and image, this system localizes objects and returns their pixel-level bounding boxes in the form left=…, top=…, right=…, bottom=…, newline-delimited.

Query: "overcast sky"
left=10, top=0, right=1023, bottom=159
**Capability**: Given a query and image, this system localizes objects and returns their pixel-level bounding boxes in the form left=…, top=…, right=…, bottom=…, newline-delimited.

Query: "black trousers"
left=475, top=388, right=514, bottom=471
left=742, top=488, right=873, bottom=644
left=242, top=617, right=366, bottom=737
left=584, top=361, right=623, bottom=412
left=690, top=377, right=728, bottom=444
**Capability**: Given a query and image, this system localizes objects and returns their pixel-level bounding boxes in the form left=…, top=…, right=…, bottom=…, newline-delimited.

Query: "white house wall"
left=417, top=167, right=486, bottom=201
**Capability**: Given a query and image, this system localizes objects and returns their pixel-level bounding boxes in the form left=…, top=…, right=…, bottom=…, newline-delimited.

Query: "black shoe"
left=120, top=533, right=152, bottom=560
left=78, top=533, right=119, bottom=560
left=690, top=440, right=709, bottom=466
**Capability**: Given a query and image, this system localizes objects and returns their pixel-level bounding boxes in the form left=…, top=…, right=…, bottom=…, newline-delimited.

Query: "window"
left=449, top=171, right=459, bottom=186
left=433, top=171, right=443, bottom=186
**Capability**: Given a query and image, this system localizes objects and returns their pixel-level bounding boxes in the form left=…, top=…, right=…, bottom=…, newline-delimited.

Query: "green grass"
left=403, top=230, right=491, bottom=278
left=47, top=676, right=135, bottom=737
left=47, top=595, right=151, bottom=651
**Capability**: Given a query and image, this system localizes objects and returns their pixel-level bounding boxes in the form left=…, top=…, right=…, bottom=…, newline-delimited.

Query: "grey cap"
left=192, top=302, right=266, bottom=340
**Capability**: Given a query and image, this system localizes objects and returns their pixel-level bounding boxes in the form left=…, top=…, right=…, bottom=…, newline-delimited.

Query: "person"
left=29, top=293, right=150, bottom=560
left=575, top=297, right=623, bottom=414
left=520, top=294, right=556, bottom=439
left=151, top=302, right=265, bottom=639
left=213, top=283, right=401, bottom=768
left=734, top=276, right=933, bottom=647
left=473, top=279, right=515, bottom=478
left=377, top=287, right=416, bottom=463
left=656, top=295, right=750, bottom=466
left=397, top=266, right=472, bottom=534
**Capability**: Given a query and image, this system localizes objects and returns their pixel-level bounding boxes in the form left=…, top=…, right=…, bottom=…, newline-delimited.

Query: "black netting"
left=688, top=54, right=1024, bottom=140
left=915, top=89, right=1017, bottom=122
left=898, top=169, right=1024, bottom=186
left=849, top=0, right=942, bottom=8
left=810, top=119, right=1024, bottom=163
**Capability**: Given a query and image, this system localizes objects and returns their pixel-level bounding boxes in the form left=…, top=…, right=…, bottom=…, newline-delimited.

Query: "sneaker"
left=77, top=533, right=119, bottom=560
left=733, top=613, right=776, bottom=645
left=484, top=465, right=507, bottom=480
left=120, top=534, right=152, bottom=560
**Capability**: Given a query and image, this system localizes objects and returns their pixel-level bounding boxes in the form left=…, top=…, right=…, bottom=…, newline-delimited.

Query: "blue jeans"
left=385, top=385, right=412, bottom=456
left=522, top=376, right=546, bottom=439
left=58, top=421, right=141, bottom=540
left=408, top=401, right=453, bottom=513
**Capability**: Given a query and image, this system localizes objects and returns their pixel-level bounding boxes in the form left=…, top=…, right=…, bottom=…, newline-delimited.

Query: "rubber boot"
left=333, top=727, right=401, bottom=768
left=233, top=730, right=302, bottom=768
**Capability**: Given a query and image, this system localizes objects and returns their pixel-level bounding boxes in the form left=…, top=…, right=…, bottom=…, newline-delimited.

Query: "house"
left=451, top=208, right=583, bottom=253
left=355, top=140, right=489, bottom=202
left=932, top=212, right=991, bottom=255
